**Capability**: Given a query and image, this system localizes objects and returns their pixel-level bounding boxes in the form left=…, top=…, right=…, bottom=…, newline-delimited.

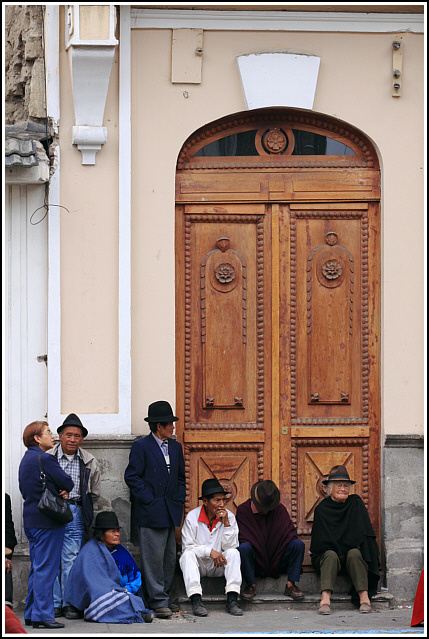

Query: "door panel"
left=177, top=204, right=271, bottom=514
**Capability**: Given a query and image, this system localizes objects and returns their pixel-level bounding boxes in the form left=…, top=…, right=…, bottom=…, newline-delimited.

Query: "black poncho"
left=310, top=494, right=380, bottom=602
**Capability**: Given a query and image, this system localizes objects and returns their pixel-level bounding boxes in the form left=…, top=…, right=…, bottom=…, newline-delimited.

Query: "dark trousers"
left=139, top=526, right=176, bottom=610
left=238, top=538, right=305, bottom=587
left=313, top=548, right=368, bottom=593
left=24, top=527, right=65, bottom=622
left=5, top=570, right=13, bottom=607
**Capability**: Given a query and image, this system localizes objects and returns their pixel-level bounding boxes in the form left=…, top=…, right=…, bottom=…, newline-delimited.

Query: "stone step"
left=174, top=592, right=394, bottom=612
left=170, top=573, right=394, bottom=610
left=171, top=572, right=357, bottom=597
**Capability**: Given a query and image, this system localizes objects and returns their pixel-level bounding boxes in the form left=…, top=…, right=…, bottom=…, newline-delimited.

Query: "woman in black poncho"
left=310, top=465, right=380, bottom=615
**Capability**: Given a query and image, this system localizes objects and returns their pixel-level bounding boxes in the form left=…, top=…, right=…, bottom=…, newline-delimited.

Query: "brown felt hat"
left=250, top=480, right=280, bottom=512
left=322, top=465, right=356, bottom=485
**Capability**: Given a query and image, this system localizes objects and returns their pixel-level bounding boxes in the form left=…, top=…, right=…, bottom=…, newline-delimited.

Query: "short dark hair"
left=23, top=421, right=47, bottom=448
left=92, top=528, right=104, bottom=542
left=148, top=422, right=159, bottom=433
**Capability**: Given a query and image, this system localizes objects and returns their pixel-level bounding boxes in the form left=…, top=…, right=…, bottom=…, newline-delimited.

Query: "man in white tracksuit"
left=180, top=478, right=243, bottom=617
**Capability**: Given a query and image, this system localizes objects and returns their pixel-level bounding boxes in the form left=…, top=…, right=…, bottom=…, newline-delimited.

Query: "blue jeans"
left=53, top=504, right=85, bottom=608
left=239, top=538, right=305, bottom=586
left=25, top=527, right=65, bottom=622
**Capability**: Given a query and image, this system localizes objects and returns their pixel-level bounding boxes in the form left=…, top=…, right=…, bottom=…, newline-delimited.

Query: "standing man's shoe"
left=154, top=607, right=173, bottom=618
left=226, top=592, right=243, bottom=616
left=63, top=605, right=83, bottom=619
left=54, top=607, right=63, bottom=618
left=190, top=594, right=208, bottom=617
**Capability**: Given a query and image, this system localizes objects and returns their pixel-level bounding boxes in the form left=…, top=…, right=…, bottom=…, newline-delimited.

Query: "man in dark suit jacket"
left=124, top=401, right=186, bottom=619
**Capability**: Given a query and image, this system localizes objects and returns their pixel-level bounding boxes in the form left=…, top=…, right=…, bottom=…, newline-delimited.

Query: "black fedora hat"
left=322, top=465, right=356, bottom=485
left=93, top=511, right=121, bottom=530
left=144, top=400, right=178, bottom=423
left=57, top=413, right=88, bottom=438
left=198, top=478, right=227, bottom=500
left=251, top=480, right=280, bottom=512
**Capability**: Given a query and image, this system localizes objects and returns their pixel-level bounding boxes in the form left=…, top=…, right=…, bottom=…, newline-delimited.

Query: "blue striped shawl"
left=64, top=539, right=152, bottom=623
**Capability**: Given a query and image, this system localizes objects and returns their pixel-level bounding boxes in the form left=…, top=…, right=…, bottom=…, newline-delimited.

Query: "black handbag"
left=37, top=454, right=73, bottom=524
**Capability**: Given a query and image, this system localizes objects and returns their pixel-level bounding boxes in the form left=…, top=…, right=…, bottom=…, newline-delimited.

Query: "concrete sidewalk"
left=11, top=603, right=423, bottom=636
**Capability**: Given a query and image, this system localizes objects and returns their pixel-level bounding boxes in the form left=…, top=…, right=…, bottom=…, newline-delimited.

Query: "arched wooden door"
left=175, top=108, right=381, bottom=565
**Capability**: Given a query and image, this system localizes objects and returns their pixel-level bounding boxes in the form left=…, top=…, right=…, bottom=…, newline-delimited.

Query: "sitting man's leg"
left=238, top=542, right=256, bottom=600
left=179, top=550, right=208, bottom=617
left=315, top=549, right=341, bottom=614
left=346, top=548, right=371, bottom=613
left=223, top=548, right=243, bottom=616
left=279, top=538, right=306, bottom=599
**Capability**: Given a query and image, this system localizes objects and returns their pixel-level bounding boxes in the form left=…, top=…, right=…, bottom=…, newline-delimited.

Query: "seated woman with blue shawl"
left=64, top=511, right=153, bottom=624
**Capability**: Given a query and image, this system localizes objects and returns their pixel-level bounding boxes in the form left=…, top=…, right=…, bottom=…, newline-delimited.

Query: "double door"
left=175, top=169, right=381, bottom=559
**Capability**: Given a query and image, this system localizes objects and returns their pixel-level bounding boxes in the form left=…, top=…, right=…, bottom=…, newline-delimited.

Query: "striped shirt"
left=152, top=433, right=171, bottom=473
left=56, top=444, right=82, bottom=499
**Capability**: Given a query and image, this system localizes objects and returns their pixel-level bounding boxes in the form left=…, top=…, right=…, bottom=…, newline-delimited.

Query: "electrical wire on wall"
left=30, top=6, right=69, bottom=225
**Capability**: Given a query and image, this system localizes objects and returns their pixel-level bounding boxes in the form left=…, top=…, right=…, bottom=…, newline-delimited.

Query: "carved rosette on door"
left=201, top=237, right=247, bottom=410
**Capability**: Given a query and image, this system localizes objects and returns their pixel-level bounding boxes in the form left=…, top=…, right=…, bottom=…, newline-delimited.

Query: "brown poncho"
left=310, top=494, right=380, bottom=600
left=236, top=499, right=298, bottom=578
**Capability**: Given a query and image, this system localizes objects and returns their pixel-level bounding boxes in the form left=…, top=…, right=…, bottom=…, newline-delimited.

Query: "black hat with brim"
left=198, top=478, right=227, bottom=500
left=93, top=511, right=121, bottom=530
left=144, top=400, right=179, bottom=423
left=322, top=464, right=356, bottom=485
left=57, top=413, right=88, bottom=438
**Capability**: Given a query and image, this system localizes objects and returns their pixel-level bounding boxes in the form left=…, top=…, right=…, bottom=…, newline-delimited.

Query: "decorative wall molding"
left=131, top=9, right=424, bottom=34
left=66, top=6, right=118, bottom=164
left=384, top=434, right=424, bottom=448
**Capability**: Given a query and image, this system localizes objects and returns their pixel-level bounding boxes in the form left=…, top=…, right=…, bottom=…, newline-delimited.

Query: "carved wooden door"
left=175, top=109, right=381, bottom=560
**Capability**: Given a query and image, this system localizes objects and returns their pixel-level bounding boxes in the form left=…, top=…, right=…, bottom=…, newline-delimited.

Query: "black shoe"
left=226, top=592, right=243, bottom=616
left=190, top=594, right=208, bottom=617
left=32, top=620, right=66, bottom=629
left=54, top=607, right=63, bottom=618
left=63, top=605, right=83, bottom=619
left=169, top=600, right=180, bottom=613
left=142, top=612, right=154, bottom=623
left=24, top=619, right=32, bottom=627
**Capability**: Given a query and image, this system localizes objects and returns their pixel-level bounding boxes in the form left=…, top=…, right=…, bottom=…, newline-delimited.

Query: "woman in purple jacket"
left=18, top=421, right=74, bottom=629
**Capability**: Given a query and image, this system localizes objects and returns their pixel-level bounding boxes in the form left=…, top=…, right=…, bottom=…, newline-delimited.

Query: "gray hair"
left=325, top=481, right=351, bottom=496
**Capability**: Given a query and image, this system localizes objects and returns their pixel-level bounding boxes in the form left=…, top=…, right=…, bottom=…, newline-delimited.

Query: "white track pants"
left=179, top=548, right=242, bottom=597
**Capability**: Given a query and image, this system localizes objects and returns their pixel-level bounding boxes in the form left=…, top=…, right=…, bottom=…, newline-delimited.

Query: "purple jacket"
left=19, top=446, right=74, bottom=529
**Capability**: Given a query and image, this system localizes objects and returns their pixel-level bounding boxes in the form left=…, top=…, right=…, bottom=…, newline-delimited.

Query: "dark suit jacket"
left=124, top=433, right=186, bottom=528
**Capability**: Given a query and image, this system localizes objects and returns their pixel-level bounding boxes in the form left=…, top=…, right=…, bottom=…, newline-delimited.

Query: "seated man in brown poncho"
left=236, top=480, right=305, bottom=601
left=310, top=465, right=380, bottom=615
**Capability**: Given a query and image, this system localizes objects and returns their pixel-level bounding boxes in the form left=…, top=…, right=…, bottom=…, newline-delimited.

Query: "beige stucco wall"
left=57, top=20, right=424, bottom=436
left=59, top=13, right=119, bottom=414
left=130, top=28, right=424, bottom=436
